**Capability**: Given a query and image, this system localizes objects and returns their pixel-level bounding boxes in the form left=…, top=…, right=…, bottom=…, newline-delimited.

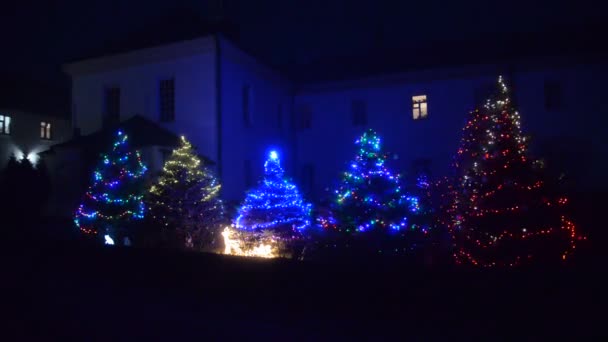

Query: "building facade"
left=0, top=108, right=70, bottom=167
left=63, top=35, right=608, bottom=209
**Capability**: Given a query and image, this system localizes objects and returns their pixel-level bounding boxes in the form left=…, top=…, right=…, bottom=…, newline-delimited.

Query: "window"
left=544, top=80, right=562, bottom=110
left=160, top=148, right=172, bottom=165
left=244, top=159, right=253, bottom=187
left=40, top=121, right=52, bottom=140
left=243, top=84, right=252, bottom=127
left=277, top=103, right=283, bottom=129
left=352, top=100, right=367, bottom=126
left=160, top=78, right=175, bottom=122
left=0, top=115, right=11, bottom=135
left=301, top=163, right=315, bottom=195
left=412, top=95, right=428, bottom=120
left=104, top=87, right=120, bottom=126
left=297, top=104, right=312, bottom=130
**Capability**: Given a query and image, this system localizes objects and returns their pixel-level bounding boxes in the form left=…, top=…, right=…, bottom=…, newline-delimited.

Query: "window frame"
left=103, top=86, right=121, bottom=126
left=40, top=121, right=52, bottom=140
left=159, top=78, right=176, bottom=122
left=412, top=95, right=428, bottom=120
left=0, top=114, right=11, bottom=135
left=351, top=99, right=367, bottom=126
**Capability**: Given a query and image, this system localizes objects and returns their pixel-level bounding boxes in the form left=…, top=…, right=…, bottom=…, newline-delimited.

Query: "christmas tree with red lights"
left=449, top=76, right=584, bottom=267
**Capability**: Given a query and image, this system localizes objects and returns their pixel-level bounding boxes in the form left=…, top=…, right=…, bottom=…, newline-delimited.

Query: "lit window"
left=40, top=121, right=52, bottom=140
left=0, top=115, right=11, bottom=135
left=412, top=95, right=428, bottom=120
left=160, top=78, right=175, bottom=122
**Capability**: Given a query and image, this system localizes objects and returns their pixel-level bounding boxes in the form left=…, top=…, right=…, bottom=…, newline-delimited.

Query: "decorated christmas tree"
left=235, top=150, right=311, bottom=234
left=148, top=136, right=224, bottom=250
left=226, top=150, right=311, bottom=258
left=449, top=76, right=584, bottom=267
left=332, top=129, right=420, bottom=233
left=74, top=130, right=147, bottom=245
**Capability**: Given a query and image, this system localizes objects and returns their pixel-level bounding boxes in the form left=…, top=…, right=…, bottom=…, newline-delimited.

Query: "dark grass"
left=3, top=191, right=607, bottom=340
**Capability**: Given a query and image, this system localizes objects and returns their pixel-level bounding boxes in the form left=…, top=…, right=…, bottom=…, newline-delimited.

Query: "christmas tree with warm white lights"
left=148, top=136, right=224, bottom=250
left=74, top=130, right=147, bottom=245
left=449, top=76, right=584, bottom=267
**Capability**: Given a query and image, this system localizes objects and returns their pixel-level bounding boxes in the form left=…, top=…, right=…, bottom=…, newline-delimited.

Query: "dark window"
left=301, top=163, right=314, bottom=195
left=297, top=104, right=312, bottom=130
left=160, top=79, right=175, bottom=122
left=352, top=100, right=367, bottom=126
left=0, top=115, right=11, bottom=135
left=544, top=80, right=562, bottom=110
left=103, top=87, right=120, bottom=126
left=161, top=148, right=172, bottom=165
left=244, top=159, right=253, bottom=188
left=243, top=84, right=252, bottom=127
left=277, top=103, right=283, bottom=129
left=40, top=121, right=52, bottom=140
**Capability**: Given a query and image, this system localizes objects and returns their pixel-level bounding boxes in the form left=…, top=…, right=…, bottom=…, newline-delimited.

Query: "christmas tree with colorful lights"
left=148, top=136, right=224, bottom=250
left=74, top=131, right=147, bottom=245
left=235, top=150, right=312, bottom=235
left=333, top=129, right=420, bottom=234
left=449, top=76, right=584, bottom=267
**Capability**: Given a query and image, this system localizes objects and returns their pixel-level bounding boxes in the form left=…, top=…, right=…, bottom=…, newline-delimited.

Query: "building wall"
left=67, top=38, right=218, bottom=172
left=218, top=37, right=294, bottom=203
left=0, top=109, right=70, bottom=168
left=293, top=61, right=608, bottom=199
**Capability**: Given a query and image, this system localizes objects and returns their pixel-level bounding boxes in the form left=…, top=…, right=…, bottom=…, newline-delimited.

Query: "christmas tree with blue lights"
left=333, top=129, right=420, bottom=234
left=74, top=130, right=148, bottom=245
left=235, top=150, right=312, bottom=239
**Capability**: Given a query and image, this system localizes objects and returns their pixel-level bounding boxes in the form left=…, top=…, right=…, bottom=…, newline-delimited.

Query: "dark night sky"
left=0, top=0, right=604, bottom=117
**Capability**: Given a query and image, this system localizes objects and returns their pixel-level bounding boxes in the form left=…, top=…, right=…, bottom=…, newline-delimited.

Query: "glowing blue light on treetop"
left=235, top=150, right=312, bottom=233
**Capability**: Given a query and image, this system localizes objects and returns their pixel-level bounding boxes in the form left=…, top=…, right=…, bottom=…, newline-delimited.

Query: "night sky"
left=0, top=0, right=604, bottom=117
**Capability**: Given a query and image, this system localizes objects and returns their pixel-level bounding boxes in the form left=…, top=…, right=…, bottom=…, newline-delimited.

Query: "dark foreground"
left=4, top=228, right=605, bottom=341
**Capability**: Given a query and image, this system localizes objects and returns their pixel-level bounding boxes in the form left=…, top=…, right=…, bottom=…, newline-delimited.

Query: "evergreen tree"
left=148, top=136, right=224, bottom=250
left=449, top=76, right=584, bottom=267
left=234, top=150, right=311, bottom=251
left=332, top=129, right=420, bottom=233
left=74, top=131, right=147, bottom=245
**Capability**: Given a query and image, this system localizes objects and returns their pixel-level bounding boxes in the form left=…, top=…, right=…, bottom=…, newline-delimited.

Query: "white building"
left=60, top=34, right=608, bottom=215
left=64, top=35, right=291, bottom=203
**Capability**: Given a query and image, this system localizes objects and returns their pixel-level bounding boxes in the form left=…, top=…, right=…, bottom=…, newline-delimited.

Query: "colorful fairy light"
left=332, top=129, right=421, bottom=233
left=74, top=130, right=148, bottom=240
left=448, top=75, right=585, bottom=267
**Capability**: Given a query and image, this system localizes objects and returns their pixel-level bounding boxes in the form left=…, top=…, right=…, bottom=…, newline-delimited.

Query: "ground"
left=3, top=191, right=605, bottom=339
left=4, top=228, right=605, bottom=340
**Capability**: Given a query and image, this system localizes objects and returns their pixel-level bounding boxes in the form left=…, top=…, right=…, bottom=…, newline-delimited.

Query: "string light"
left=74, top=130, right=148, bottom=238
left=448, top=76, right=585, bottom=267
left=235, top=150, right=312, bottom=233
left=332, top=129, right=421, bottom=233
left=147, top=136, right=224, bottom=249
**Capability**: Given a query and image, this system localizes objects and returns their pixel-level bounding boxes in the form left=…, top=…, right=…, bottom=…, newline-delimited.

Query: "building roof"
left=0, top=73, right=69, bottom=118
left=284, top=23, right=608, bottom=84
left=42, top=114, right=194, bottom=156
